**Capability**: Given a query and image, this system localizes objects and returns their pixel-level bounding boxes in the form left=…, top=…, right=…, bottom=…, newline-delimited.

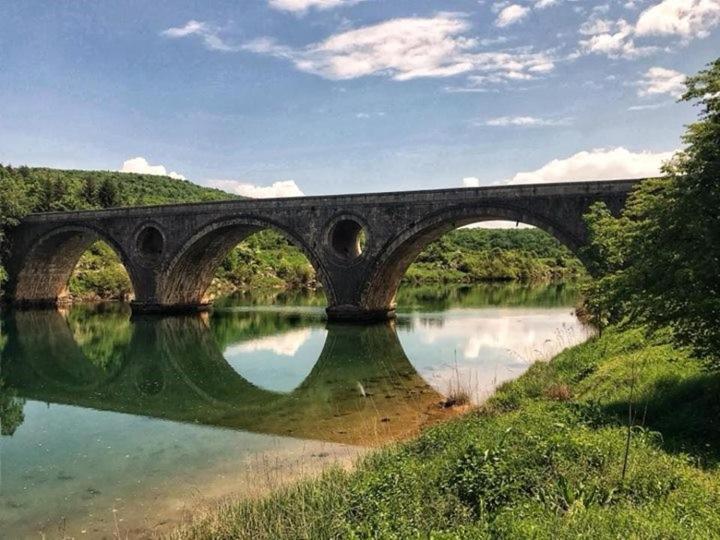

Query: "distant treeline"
left=0, top=165, right=584, bottom=302
left=405, top=228, right=584, bottom=284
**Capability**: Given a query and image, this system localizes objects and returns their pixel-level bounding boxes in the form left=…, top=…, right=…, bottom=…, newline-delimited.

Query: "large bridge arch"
left=154, top=216, right=335, bottom=309
left=360, top=204, right=587, bottom=313
left=6, top=224, right=141, bottom=307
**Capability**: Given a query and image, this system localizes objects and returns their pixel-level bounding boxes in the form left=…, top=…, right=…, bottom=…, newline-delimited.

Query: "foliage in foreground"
left=582, top=58, right=720, bottom=366
left=170, top=326, right=720, bottom=539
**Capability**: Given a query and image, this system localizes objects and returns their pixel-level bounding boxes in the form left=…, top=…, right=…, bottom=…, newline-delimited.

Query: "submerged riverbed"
left=0, top=283, right=590, bottom=538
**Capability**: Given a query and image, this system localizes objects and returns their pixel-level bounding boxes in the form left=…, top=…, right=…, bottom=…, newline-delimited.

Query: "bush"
left=581, top=58, right=720, bottom=366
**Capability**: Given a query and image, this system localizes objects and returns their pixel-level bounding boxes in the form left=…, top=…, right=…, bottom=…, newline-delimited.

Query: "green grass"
left=169, top=326, right=720, bottom=539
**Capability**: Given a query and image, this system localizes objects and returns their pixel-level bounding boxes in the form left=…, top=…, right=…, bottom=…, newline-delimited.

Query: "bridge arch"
left=9, top=224, right=140, bottom=307
left=361, top=204, right=586, bottom=312
left=158, top=216, right=335, bottom=308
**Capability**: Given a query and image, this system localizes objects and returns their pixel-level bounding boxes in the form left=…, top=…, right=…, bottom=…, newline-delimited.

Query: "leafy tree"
left=582, top=58, right=720, bottom=364
left=81, top=177, right=98, bottom=206
left=0, top=170, right=34, bottom=278
left=98, top=178, right=120, bottom=208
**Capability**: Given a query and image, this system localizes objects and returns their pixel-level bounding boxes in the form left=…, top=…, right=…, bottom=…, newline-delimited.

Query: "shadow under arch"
left=9, top=224, right=139, bottom=306
left=159, top=216, right=335, bottom=307
left=2, top=308, right=448, bottom=445
left=362, top=204, right=588, bottom=312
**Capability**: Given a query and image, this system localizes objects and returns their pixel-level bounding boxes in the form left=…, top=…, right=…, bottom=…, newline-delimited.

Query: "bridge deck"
left=22, top=178, right=643, bottom=222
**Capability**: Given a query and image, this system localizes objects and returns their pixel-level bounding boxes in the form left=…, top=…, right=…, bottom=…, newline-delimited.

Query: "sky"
left=1, top=0, right=719, bottom=197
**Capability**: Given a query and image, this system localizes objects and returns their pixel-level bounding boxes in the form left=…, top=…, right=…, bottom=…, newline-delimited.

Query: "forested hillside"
left=0, top=164, right=238, bottom=299
left=405, top=228, right=583, bottom=284
left=0, top=165, right=233, bottom=215
left=0, top=165, right=584, bottom=302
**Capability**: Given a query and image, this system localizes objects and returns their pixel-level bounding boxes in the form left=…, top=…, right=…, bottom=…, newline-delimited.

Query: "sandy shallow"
left=2, top=430, right=364, bottom=539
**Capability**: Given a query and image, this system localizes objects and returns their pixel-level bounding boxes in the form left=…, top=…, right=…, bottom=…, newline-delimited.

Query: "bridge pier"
left=130, top=301, right=212, bottom=315
left=130, top=301, right=396, bottom=322
left=325, top=305, right=396, bottom=323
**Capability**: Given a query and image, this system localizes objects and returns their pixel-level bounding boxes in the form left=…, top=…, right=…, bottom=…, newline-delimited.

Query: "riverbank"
left=170, top=325, right=720, bottom=539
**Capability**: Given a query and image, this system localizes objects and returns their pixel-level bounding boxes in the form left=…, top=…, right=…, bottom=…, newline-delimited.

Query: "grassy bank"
left=171, top=325, right=720, bottom=539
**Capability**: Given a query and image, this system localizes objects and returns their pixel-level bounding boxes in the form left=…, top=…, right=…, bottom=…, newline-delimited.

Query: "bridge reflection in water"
left=0, top=286, right=589, bottom=537
left=2, top=306, right=453, bottom=446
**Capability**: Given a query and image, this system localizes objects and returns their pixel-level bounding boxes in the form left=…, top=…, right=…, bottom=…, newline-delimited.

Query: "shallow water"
left=0, top=283, right=590, bottom=538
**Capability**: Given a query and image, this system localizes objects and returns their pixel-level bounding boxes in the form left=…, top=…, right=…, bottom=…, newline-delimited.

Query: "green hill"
left=0, top=164, right=584, bottom=302
left=0, top=164, right=235, bottom=214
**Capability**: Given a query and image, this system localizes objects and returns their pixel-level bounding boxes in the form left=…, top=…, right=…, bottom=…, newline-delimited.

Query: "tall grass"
left=169, top=325, right=720, bottom=539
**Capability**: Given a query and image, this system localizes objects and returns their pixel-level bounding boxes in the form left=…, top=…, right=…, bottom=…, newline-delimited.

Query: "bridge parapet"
left=5, top=179, right=641, bottom=321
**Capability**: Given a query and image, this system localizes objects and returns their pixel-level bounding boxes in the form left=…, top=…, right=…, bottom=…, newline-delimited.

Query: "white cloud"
left=460, top=146, right=671, bottom=227
left=161, top=20, right=235, bottom=51
left=120, top=157, right=186, bottom=180
left=578, top=18, right=655, bottom=58
left=579, top=17, right=616, bottom=35
left=355, top=111, right=386, bottom=119
left=495, top=4, right=531, bottom=27
left=578, top=0, right=720, bottom=59
left=207, top=179, right=304, bottom=198
left=592, top=3, right=611, bottom=13
left=508, top=147, right=675, bottom=184
left=242, top=14, right=555, bottom=84
left=535, top=0, right=560, bottom=8
left=227, top=329, right=312, bottom=356
left=268, top=0, right=364, bottom=12
left=637, top=67, right=686, bottom=98
left=628, top=102, right=670, bottom=110
left=635, top=0, right=720, bottom=39
left=483, top=115, right=572, bottom=127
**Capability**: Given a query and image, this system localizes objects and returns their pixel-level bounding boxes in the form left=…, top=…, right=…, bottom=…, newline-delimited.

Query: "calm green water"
left=0, top=283, right=590, bottom=538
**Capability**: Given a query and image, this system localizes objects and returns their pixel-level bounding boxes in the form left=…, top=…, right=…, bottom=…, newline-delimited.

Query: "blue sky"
left=1, top=0, right=718, bottom=196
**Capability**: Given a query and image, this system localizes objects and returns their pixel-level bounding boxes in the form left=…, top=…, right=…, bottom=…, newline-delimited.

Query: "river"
left=0, top=283, right=591, bottom=538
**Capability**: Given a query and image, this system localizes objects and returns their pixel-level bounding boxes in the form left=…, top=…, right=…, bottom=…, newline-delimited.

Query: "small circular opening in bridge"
left=330, top=219, right=366, bottom=261
left=137, top=226, right=164, bottom=257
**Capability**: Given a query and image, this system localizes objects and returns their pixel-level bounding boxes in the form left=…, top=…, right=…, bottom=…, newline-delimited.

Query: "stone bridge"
left=5, top=179, right=640, bottom=321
